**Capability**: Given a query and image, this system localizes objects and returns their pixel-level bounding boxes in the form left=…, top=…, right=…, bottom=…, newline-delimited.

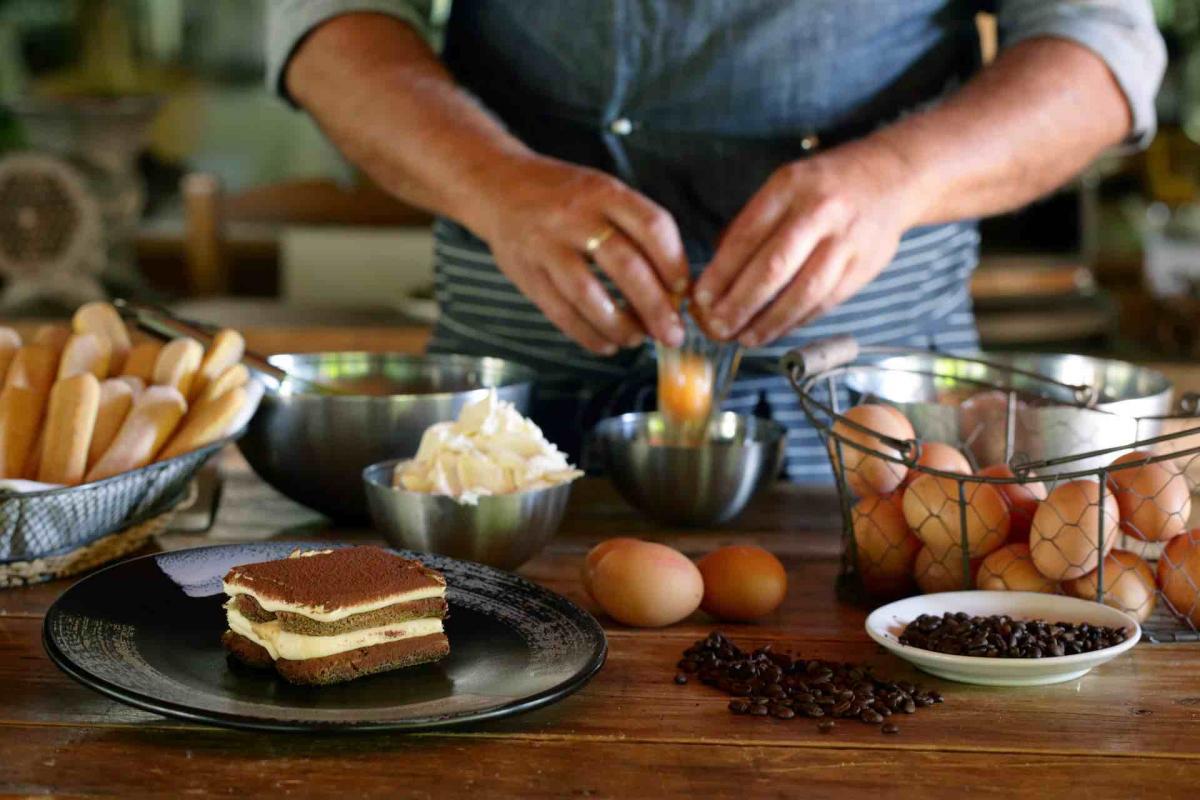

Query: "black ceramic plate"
left=43, top=542, right=606, bottom=732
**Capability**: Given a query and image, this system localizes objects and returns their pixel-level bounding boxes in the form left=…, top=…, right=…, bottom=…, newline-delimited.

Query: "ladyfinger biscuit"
left=223, top=378, right=263, bottom=438
left=0, top=327, right=20, bottom=386
left=198, top=363, right=248, bottom=405
left=192, top=329, right=245, bottom=401
left=57, top=333, right=112, bottom=380
left=87, top=379, right=135, bottom=470
left=4, top=345, right=58, bottom=396
left=152, top=338, right=203, bottom=398
left=122, top=340, right=162, bottom=382
left=158, top=386, right=245, bottom=461
left=72, top=301, right=133, bottom=374
left=32, top=324, right=71, bottom=355
left=115, top=376, right=145, bottom=396
left=85, top=386, right=187, bottom=482
left=0, top=386, right=44, bottom=479
left=37, top=373, right=101, bottom=485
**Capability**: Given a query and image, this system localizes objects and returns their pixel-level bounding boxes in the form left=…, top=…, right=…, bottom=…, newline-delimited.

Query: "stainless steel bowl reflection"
left=237, top=353, right=535, bottom=521
left=592, top=412, right=785, bottom=527
left=363, top=459, right=572, bottom=570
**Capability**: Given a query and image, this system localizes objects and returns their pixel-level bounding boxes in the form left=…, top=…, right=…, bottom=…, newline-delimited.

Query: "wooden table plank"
left=2, top=722, right=1199, bottom=800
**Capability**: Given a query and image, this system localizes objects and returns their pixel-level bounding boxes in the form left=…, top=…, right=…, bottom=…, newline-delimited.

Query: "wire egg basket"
left=783, top=337, right=1200, bottom=644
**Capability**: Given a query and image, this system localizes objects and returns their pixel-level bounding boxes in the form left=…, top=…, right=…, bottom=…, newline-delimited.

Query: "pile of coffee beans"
left=675, top=631, right=942, bottom=733
left=899, top=612, right=1129, bottom=658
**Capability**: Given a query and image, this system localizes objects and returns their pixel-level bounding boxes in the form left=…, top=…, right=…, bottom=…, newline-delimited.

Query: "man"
left=268, top=0, right=1164, bottom=480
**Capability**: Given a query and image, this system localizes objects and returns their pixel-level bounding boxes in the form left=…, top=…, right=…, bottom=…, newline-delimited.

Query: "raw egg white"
left=1064, top=549, right=1156, bottom=623
left=581, top=537, right=642, bottom=598
left=978, top=463, right=1047, bottom=543
left=1107, top=451, right=1192, bottom=542
left=914, top=545, right=979, bottom=594
left=851, top=494, right=920, bottom=597
left=1029, top=480, right=1119, bottom=581
left=696, top=545, right=787, bottom=621
left=829, top=404, right=913, bottom=497
left=976, top=543, right=1058, bottom=594
left=590, top=541, right=703, bottom=627
left=902, top=473, right=1009, bottom=557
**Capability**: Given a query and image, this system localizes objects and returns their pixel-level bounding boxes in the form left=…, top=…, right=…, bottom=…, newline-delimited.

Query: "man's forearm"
left=286, top=13, right=530, bottom=233
left=863, top=37, right=1132, bottom=227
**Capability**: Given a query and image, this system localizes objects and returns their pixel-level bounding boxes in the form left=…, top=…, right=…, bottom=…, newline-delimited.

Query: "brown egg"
left=1029, top=480, right=1119, bottom=581
left=1107, top=451, right=1192, bottom=542
left=976, top=543, right=1058, bottom=593
left=696, top=546, right=788, bottom=621
left=978, top=463, right=1048, bottom=543
left=959, top=390, right=1026, bottom=467
left=829, top=404, right=913, bottom=497
left=1065, top=549, right=1157, bottom=623
left=1158, top=531, right=1200, bottom=627
left=913, top=546, right=980, bottom=594
left=590, top=541, right=704, bottom=627
left=902, top=473, right=1009, bottom=557
left=904, top=442, right=972, bottom=484
left=851, top=494, right=920, bottom=597
left=581, top=537, right=642, bottom=598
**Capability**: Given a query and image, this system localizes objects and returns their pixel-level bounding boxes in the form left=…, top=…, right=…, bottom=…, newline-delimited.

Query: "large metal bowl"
left=842, top=351, right=1174, bottom=472
left=238, top=353, right=535, bottom=521
left=363, top=459, right=571, bottom=570
left=592, top=412, right=785, bottom=527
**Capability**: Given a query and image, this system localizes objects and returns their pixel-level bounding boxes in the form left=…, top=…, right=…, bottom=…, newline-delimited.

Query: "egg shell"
left=914, top=545, right=980, bottom=594
left=851, top=494, right=920, bottom=597
left=903, top=442, right=972, bottom=485
left=1029, top=480, right=1119, bottom=581
left=902, top=473, right=1009, bottom=557
left=978, top=463, right=1047, bottom=544
left=696, top=546, right=788, bottom=621
left=590, top=541, right=704, bottom=628
left=1064, top=549, right=1157, bottom=623
left=976, top=543, right=1058, bottom=594
left=1107, top=451, right=1192, bottom=542
left=1158, top=531, right=1200, bottom=628
left=829, top=404, right=913, bottom=497
left=581, top=537, right=642, bottom=598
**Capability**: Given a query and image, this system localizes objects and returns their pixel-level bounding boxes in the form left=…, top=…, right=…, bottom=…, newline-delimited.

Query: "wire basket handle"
left=781, top=336, right=861, bottom=380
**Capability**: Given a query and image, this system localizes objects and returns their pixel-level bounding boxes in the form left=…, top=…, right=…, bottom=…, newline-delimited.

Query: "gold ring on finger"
left=584, top=226, right=616, bottom=256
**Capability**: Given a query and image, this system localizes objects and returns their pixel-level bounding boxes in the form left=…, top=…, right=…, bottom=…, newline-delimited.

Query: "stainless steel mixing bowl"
left=238, top=353, right=535, bottom=521
left=592, top=412, right=785, bottom=527
left=362, top=459, right=572, bottom=570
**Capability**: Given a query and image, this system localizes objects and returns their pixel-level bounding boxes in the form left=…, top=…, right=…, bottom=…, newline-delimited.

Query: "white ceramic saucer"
left=865, top=591, right=1141, bottom=687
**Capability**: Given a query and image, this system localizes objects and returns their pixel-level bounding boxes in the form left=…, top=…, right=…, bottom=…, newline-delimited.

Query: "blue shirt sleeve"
left=265, top=0, right=435, bottom=106
left=996, top=0, right=1167, bottom=148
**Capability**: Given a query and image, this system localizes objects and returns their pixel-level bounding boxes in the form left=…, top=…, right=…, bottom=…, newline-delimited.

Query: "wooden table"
left=3, top=327, right=1200, bottom=798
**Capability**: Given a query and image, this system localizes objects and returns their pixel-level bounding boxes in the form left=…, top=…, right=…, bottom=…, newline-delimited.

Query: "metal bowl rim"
left=363, top=458, right=577, bottom=504
left=592, top=411, right=787, bottom=450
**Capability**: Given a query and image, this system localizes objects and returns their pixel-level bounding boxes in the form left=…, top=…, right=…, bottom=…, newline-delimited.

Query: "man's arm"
left=283, top=13, right=688, bottom=353
left=696, top=20, right=1165, bottom=346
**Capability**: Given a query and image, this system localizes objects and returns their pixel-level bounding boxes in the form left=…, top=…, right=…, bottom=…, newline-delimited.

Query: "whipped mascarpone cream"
left=394, top=390, right=581, bottom=504
left=225, top=606, right=444, bottom=661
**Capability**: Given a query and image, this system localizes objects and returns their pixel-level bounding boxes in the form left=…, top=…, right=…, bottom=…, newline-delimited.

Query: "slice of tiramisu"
left=220, top=546, right=450, bottom=685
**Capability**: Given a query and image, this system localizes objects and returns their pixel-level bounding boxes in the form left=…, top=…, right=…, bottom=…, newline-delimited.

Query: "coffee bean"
left=772, top=706, right=796, bottom=720
left=818, top=719, right=836, bottom=733
left=861, top=710, right=884, bottom=724
left=674, top=673, right=688, bottom=685
left=729, top=699, right=750, bottom=714
left=750, top=704, right=770, bottom=716
left=882, top=722, right=900, bottom=735
left=899, top=612, right=1127, bottom=658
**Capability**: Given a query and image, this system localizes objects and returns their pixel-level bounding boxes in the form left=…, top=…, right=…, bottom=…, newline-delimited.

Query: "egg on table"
left=851, top=494, right=920, bottom=596
left=976, top=542, right=1058, bottom=594
left=581, top=537, right=642, bottom=597
left=978, top=463, right=1047, bottom=543
left=914, top=545, right=980, bottom=594
left=829, top=404, right=913, bottom=497
left=1158, top=530, right=1200, bottom=628
left=1107, top=451, right=1192, bottom=542
left=1029, top=479, right=1119, bottom=581
left=902, top=473, right=1009, bottom=557
left=589, top=541, right=704, bottom=627
left=1064, top=549, right=1156, bottom=623
left=696, top=545, right=788, bottom=621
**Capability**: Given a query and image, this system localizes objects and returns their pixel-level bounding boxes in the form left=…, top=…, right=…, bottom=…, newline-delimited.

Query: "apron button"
left=609, top=117, right=634, bottom=136
left=800, top=133, right=820, bottom=152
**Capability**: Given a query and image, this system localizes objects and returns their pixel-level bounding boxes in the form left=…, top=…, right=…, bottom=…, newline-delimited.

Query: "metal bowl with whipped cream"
left=362, top=391, right=583, bottom=570
left=238, top=353, right=536, bottom=522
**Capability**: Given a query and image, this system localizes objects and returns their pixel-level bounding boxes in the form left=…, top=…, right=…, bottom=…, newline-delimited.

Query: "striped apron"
left=428, top=0, right=984, bottom=482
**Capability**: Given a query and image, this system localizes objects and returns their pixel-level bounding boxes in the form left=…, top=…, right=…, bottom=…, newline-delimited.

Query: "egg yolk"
left=659, top=353, right=714, bottom=422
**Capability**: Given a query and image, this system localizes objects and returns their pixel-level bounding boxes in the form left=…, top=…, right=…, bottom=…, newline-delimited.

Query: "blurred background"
left=0, top=0, right=1197, bottom=359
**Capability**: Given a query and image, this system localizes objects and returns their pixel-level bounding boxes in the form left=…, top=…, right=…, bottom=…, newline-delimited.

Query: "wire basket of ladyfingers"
left=0, top=302, right=262, bottom=569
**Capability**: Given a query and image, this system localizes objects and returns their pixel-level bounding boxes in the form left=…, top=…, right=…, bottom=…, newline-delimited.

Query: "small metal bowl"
left=238, top=353, right=535, bottom=522
left=362, top=459, right=573, bottom=570
left=592, top=412, right=785, bottom=527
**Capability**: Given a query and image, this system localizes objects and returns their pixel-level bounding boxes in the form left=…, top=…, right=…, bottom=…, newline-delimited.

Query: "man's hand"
left=469, top=154, right=689, bottom=354
left=692, top=143, right=919, bottom=347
